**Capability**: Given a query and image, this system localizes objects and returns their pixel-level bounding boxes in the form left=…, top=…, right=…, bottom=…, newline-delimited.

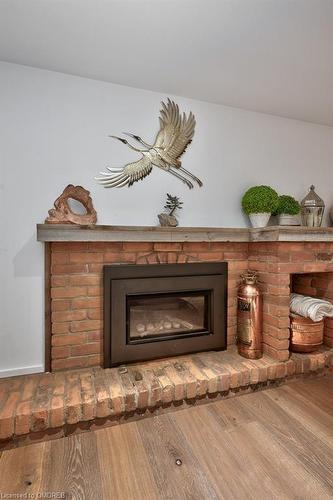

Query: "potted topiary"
left=242, top=185, right=279, bottom=228
left=275, top=195, right=301, bottom=226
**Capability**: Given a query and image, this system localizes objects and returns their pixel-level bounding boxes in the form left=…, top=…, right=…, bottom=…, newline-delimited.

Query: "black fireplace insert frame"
left=103, top=262, right=228, bottom=367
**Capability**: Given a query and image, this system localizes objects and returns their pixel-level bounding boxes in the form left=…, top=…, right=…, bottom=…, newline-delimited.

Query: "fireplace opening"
left=127, top=291, right=210, bottom=343
left=104, top=263, right=227, bottom=366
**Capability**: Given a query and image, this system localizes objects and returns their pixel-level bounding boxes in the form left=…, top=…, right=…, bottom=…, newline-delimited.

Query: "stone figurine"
left=158, top=194, right=183, bottom=227
left=95, top=99, right=202, bottom=190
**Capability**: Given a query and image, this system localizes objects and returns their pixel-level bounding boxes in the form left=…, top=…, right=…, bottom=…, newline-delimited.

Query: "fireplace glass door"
left=127, top=291, right=210, bottom=343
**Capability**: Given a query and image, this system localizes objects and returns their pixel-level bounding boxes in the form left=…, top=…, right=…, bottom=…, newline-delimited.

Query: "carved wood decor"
left=45, top=185, right=97, bottom=225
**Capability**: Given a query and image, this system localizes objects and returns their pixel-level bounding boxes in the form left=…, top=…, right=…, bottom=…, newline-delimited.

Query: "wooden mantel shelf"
left=36, top=224, right=333, bottom=243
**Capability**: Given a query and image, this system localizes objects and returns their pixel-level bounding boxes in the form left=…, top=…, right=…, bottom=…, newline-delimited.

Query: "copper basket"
left=290, top=313, right=324, bottom=353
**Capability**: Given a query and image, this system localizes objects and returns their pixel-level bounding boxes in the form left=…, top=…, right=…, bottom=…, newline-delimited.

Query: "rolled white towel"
left=290, top=293, right=333, bottom=322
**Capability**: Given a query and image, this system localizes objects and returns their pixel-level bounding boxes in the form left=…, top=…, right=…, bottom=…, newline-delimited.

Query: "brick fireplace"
left=0, top=225, right=332, bottom=447
left=48, top=240, right=244, bottom=371
left=38, top=225, right=333, bottom=372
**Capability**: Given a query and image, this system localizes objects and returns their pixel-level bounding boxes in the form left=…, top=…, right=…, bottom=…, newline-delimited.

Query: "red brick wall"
left=50, top=241, right=248, bottom=371
left=49, top=240, right=333, bottom=371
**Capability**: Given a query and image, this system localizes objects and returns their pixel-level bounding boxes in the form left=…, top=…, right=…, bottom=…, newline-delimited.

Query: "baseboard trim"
left=0, top=365, right=44, bottom=378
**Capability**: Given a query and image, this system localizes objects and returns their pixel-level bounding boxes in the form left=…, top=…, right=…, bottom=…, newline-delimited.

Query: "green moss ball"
left=242, top=185, right=279, bottom=215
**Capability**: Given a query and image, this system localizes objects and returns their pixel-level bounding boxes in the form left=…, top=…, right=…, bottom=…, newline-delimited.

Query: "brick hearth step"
left=1, top=346, right=332, bottom=449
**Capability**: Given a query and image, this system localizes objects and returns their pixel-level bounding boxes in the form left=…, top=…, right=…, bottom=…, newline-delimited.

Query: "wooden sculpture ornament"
left=45, top=185, right=97, bottom=225
left=95, top=99, right=202, bottom=190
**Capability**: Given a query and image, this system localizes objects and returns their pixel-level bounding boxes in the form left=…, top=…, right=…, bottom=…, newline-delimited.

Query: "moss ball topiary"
left=275, top=195, right=300, bottom=215
left=242, top=185, right=279, bottom=215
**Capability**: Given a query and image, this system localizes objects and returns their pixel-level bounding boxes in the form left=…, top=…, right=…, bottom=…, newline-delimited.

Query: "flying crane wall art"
left=95, top=99, right=202, bottom=190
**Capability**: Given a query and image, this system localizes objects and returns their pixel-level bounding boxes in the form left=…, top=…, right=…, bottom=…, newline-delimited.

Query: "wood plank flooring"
left=0, top=374, right=332, bottom=500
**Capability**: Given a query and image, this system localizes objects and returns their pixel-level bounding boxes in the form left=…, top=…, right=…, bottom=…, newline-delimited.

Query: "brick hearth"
left=48, top=238, right=333, bottom=370
left=1, top=346, right=332, bottom=448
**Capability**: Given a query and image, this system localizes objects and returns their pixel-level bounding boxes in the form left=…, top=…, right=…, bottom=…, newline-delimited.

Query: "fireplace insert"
left=104, top=262, right=227, bottom=366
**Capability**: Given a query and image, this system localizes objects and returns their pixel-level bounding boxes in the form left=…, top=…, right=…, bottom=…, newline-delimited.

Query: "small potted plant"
left=242, top=185, right=279, bottom=228
left=275, top=195, right=301, bottom=226
left=158, top=193, right=183, bottom=227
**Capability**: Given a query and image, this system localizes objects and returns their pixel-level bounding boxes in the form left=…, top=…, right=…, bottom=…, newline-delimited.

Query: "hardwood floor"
left=0, top=375, right=332, bottom=500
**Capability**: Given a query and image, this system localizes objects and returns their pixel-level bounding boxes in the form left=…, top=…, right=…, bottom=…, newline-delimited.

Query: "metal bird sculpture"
left=95, top=99, right=202, bottom=189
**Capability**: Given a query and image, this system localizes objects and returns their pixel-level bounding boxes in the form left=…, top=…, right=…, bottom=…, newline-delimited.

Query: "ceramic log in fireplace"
left=104, top=263, right=227, bottom=366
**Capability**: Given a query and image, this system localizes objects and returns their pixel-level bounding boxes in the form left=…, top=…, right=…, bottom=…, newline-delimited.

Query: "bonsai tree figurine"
left=275, top=195, right=301, bottom=226
left=242, top=185, right=279, bottom=228
left=158, top=193, right=183, bottom=227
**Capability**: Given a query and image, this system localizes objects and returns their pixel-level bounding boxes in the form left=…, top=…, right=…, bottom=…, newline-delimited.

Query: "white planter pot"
left=278, top=214, right=301, bottom=226
left=249, top=212, right=271, bottom=228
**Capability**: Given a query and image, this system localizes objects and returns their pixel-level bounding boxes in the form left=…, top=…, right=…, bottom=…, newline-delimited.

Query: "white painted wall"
left=1, top=61, right=332, bottom=376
